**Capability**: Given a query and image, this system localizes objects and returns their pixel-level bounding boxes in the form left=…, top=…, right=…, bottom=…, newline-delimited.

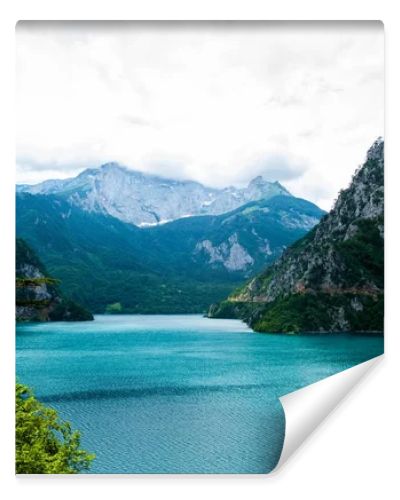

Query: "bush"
left=16, top=383, right=95, bottom=474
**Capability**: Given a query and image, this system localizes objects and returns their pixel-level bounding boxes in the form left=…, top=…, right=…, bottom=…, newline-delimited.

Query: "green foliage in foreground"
left=16, top=384, right=95, bottom=474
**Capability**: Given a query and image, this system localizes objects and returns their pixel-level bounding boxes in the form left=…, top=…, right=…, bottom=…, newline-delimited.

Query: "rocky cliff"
left=209, top=138, right=384, bottom=333
left=16, top=238, right=93, bottom=322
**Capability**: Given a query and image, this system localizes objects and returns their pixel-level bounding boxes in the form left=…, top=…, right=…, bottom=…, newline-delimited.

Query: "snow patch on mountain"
left=18, top=163, right=292, bottom=226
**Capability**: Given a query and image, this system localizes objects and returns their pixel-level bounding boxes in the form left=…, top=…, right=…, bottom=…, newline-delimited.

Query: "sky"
left=16, top=21, right=384, bottom=210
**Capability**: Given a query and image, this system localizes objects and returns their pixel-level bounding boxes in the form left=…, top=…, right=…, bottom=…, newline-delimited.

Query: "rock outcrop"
left=195, top=233, right=255, bottom=272
left=16, top=238, right=93, bottom=322
left=208, top=138, right=384, bottom=334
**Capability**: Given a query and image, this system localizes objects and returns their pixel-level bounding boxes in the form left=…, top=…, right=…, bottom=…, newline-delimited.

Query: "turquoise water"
left=16, top=315, right=383, bottom=474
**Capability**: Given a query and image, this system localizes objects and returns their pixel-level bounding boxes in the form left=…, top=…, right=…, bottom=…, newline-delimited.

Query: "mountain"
left=16, top=191, right=324, bottom=314
left=208, top=138, right=384, bottom=333
left=16, top=238, right=93, bottom=322
left=17, top=163, right=291, bottom=226
left=151, top=195, right=323, bottom=276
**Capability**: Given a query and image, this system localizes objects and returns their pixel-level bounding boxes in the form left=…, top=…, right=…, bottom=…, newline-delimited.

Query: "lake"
left=16, top=315, right=383, bottom=474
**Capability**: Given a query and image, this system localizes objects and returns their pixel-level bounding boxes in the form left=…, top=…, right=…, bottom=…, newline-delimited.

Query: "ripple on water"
left=16, top=315, right=383, bottom=473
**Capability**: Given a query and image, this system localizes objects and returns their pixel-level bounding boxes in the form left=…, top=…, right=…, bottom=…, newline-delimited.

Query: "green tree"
left=16, top=383, right=95, bottom=474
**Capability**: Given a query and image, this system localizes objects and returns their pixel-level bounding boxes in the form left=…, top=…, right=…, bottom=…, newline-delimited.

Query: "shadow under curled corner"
left=272, top=355, right=383, bottom=473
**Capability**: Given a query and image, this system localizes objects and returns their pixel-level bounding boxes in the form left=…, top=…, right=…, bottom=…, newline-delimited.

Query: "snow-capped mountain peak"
left=17, top=163, right=292, bottom=226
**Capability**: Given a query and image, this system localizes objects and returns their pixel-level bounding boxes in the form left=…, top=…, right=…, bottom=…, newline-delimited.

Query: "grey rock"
left=18, top=163, right=292, bottom=226
left=230, top=138, right=384, bottom=303
left=195, top=233, right=254, bottom=272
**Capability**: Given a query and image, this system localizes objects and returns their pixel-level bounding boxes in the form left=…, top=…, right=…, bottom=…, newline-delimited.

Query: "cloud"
left=234, top=153, right=307, bottom=185
left=120, top=115, right=156, bottom=128
left=264, top=96, right=304, bottom=108
left=16, top=21, right=384, bottom=210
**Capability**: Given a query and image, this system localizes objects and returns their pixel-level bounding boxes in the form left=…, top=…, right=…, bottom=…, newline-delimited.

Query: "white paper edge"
left=274, top=354, right=383, bottom=471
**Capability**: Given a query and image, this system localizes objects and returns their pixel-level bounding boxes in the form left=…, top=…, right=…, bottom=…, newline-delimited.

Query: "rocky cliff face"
left=17, top=163, right=291, bottom=226
left=16, top=239, right=93, bottom=322
left=188, top=195, right=324, bottom=275
left=209, top=138, right=384, bottom=333
left=195, top=233, right=255, bottom=272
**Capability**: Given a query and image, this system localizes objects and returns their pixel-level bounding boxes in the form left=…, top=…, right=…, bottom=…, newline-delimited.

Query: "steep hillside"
left=148, top=195, right=323, bottom=277
left=209, top=138, right=384, bottom=333
left=16, top=238, right=93, bottom=322
left=17, top=163, right=291, bottom=226
left=16, top=192, right=323, bottom=314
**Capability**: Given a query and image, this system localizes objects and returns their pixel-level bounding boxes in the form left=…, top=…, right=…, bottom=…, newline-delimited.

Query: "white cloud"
left=16, top=21, right=384, bottom=210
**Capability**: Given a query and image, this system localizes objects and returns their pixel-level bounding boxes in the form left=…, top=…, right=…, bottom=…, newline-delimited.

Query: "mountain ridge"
left=16, top=190, right=324, bottom=314
left=17, top=163, right=292, bottom=226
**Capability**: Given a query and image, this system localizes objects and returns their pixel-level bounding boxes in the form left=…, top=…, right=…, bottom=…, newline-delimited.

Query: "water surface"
left=16, top=315, right=383, bottom=473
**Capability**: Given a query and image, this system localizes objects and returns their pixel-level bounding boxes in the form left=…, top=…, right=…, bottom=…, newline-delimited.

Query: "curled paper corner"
left=274, top=354, right=384, bottom=472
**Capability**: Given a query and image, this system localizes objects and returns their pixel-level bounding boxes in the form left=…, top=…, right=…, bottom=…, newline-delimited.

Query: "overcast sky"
left=16, top=21, right=383, bottom=210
